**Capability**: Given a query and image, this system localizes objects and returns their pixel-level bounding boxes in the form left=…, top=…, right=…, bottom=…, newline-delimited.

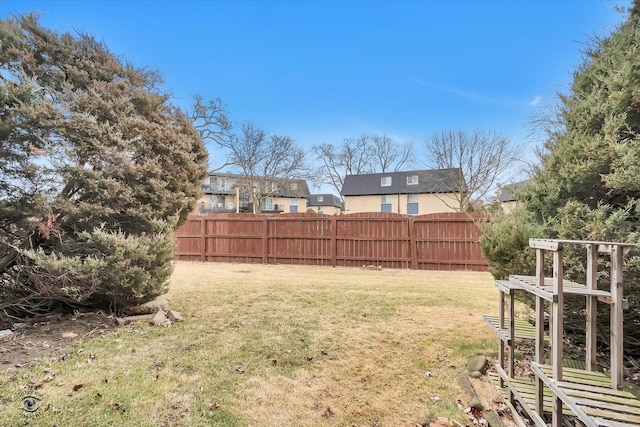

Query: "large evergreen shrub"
left=0, top=15, right=207, bottom=314
left=481, top=1, right=640, bottom=354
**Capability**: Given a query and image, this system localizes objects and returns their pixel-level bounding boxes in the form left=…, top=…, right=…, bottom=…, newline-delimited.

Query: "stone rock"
left=466, top=355, right=488, bottom=378
left=166, top=310, right=183, bottom=323
left=124, top=298, right=169, bottom=315
left=12, top=322, right=28, bottom=330
left=150, top=310, right=170, bottom=326
left=0, top=329, right=12, bottom=338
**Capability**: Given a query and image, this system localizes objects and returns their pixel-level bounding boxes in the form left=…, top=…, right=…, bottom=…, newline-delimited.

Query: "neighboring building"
left=307, top=194, right=344, bottom=215
left=197, top=172, right=310, bottom=214
left=498, top=180, right=530, bottom=213
left=340, top=168, right=464, bottom=214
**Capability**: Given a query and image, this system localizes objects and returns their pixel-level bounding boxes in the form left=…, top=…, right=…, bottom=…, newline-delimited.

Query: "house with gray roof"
left=498, top=179, right=530, bottom=212
left=340, top=168, right=464, bottom=214
left=307, top=194, right=343, bottom=215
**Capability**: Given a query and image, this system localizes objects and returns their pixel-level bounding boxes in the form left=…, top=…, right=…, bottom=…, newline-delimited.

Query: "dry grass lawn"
left=0, top=262, right=500, bottom=426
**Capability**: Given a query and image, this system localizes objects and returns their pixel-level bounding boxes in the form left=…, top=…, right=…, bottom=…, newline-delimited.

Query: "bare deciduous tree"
left=227, top=123, right=307, bottom=213
left=190, top=98, right=309, bottom=213
left=370, top=134, right=415, bottom=173
left=424, top=129, right=521, bottom=211
left=313, top=134, right=415, bottom=197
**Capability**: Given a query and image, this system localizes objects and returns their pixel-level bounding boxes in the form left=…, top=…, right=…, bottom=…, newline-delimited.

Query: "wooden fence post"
left=331, top=216, right=337, bottom=267
left=262, top=216, right=268, bottom=264
left=200, top=216, right=206, bottom=262
left=409, top=217, right=417, bottom=270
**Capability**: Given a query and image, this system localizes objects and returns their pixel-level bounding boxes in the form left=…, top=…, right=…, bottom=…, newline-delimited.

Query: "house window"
left=317, top=195, right=324, bottom=203
left=381, top=195, right=392, bottom=213
left=407, top=175, right=418, bottom=185
left=381, top=176, right=392, bottom=187
left=318, top=206, right=324, bottom=214
left=290, top=198, right=298, bottom=213
left=263, top=198, right=273, bottom=211
left=209, top=195, right=225, bottom=210
left=290, top=182, right=298, bottom=191
left=407, top=194, right=419, bottom=215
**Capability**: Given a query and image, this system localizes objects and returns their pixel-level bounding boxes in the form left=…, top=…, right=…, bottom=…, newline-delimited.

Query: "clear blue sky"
left=0, top=0, right=628, bottom=189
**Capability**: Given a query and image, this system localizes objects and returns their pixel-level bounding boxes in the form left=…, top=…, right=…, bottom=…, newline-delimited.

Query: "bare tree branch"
left=424, top=129, right=522, bottom=211
left=313, top=134, right=415, bottom=198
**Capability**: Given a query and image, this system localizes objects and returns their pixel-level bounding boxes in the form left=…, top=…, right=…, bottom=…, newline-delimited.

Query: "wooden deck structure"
left=484, top=238, right=640, bottom=427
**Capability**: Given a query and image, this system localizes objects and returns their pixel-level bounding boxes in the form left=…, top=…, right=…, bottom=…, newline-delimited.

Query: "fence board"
left=174, top=212, right=489, bottom=271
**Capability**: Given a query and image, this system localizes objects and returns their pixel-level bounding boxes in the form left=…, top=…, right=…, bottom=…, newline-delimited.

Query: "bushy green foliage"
left=0, top=15, right=207, bottom=314
left=481, top=2, right=640, bottom=353
left=480, top=205, right=543, bottom=280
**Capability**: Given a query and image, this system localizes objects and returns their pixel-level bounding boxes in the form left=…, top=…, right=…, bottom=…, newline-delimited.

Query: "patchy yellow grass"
left=0, top=262, right=499, bottom=426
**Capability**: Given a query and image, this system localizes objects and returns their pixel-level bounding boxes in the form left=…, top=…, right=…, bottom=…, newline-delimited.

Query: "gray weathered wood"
left=552, top=249, right=564, bottom=427
left=530, top=238, right=562, bottom=251
left=586, top=243, right=598, bottom=371
left=535, top=248, right=545, bottom=415
left=509, top=287, right=515, bottom=403
left=532, top=363, right=598, bottom=427
left=611, top=245, right=624, bottom=390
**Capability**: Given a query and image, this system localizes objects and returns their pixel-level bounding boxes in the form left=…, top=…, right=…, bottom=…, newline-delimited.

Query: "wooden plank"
left=581, top=405, right=640, bottom=424
left=482, top=315, right=548, bottom=340
left=262, top=217, right=268, bottom=264
left=408, top=217, right=417, bottom=270
left=200, top=216, right=206, bottom=261
left=569, top=395, right=640, bottom=414
left=498, top=292, right=505, bottom=389
left=532, top=363, right=598, bottom=427
left=494, top=367, right=548, bottom=427
left=611, top=245, right=624, bottom=389
left=586, top=243, right=598, bottom=372
left=535, top=247, right=545, bottom=415
left=530, top=238, right=563, bottom=251
left=557, top=381, right=640, bottom=399
left=330, top=216, right=337, bottom=267
left=592, top=417, right=640, bottom=427
left=538, top=365, right=614, bottom=387
left=509, top=288, right=515, bottom=381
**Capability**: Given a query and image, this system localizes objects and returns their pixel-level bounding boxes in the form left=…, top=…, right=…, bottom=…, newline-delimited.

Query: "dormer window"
left=381, top=176, right=392, bottom=187
left=317, top=196, right=324, bottom=202
left=407, top=175, right=418, bottom=185
left=290, top=182, right=298, bottom=191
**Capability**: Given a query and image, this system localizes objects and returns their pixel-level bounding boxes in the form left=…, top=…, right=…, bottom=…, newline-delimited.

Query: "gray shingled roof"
left=498, top=179, right=530, bottom=203
left=341, top=168, right=463, bottom=196
left=308, top=194, right=344, bottom=209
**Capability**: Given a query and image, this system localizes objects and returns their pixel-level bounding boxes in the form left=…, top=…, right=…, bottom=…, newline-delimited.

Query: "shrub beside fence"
left=174, top=212, right=489, bottom=271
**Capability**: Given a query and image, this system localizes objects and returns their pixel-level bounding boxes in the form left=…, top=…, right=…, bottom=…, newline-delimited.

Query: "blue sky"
left=0, top=0, right=628, bottom=190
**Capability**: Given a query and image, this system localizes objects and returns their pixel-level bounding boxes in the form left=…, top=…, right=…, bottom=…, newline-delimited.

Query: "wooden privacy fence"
left=174, top=212, right=489, bottom=271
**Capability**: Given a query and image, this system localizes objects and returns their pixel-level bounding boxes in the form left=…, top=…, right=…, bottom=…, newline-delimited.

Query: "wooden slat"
left=556, top=381, right=639, bottom=399
left=582, top=405, right=640, bottom=424
left=529, top=238, right=563, bottom=251
left=592, top=417, right=640, bottom=427
left=532, top=363, right=597, bottom=427
left=483, top=315, right=549, bottom=341
left=611, top=245, right=624, bottom=390
left=569, top=395, right=640, bottom=415
left=494, top=368, right=548, bottom=427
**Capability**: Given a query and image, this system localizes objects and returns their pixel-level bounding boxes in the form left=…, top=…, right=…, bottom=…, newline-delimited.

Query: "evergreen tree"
left=0, top=15, right=207, bottom=314
left=481, top=1, right=640, bottom=354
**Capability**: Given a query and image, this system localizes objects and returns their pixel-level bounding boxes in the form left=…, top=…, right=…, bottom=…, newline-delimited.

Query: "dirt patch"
left=0, top=312, right=117, bottom=371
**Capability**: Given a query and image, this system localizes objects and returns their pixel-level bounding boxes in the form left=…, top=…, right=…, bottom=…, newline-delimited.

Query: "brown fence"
left=174, top=212, right=489, bottom=271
